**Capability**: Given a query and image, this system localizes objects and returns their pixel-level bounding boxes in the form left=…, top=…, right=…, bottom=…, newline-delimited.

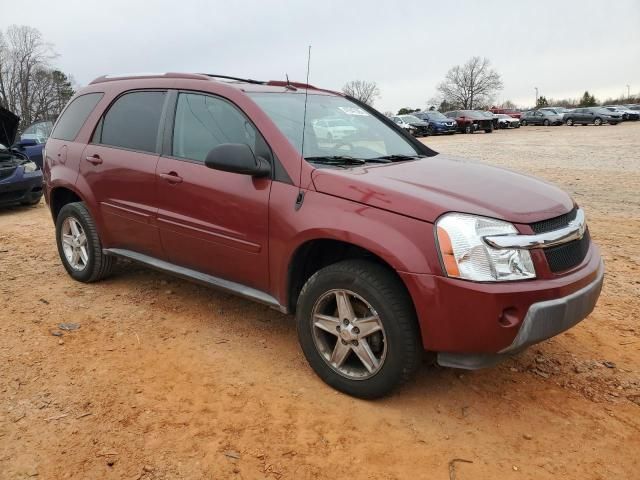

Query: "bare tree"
left=342, top=80, right=380, bottom=106
left=0, top=25, right=74, bottom=129
left=436, top=57, right=503, bottom=110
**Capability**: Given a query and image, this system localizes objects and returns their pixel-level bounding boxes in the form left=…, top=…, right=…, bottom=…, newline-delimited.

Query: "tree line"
left=0, top=25, right=75, bottom=130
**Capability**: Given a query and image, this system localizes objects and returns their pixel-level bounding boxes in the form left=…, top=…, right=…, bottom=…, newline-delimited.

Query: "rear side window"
left=172, top=93, right=258, bottom=162
left=98, top=91, right=166, bottom=153
left=51, top=93, right=104, bottom=141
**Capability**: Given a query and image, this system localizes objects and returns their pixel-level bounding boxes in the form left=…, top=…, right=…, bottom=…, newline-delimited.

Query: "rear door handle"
left=85, top=154, right=103, bottom=165
left=159, top=172, right=183, bottom=184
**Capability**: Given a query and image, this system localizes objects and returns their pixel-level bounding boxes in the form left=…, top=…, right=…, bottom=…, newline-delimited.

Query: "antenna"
left=295, top=45, right=311, bottom=211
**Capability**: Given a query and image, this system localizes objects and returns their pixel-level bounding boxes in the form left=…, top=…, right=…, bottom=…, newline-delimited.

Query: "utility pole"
left=535, top=87, right=539, bottom=107
left=627, top=85, right=631, bottom=100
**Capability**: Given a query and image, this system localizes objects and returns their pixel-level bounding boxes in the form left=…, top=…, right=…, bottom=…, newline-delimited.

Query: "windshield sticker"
left=338, top=106, right=370, bottom=116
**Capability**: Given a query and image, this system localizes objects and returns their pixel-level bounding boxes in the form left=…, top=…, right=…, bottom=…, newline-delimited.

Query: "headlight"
left=23, top=161, right=39, bottom=173
left=436, top=213, right=536, bottom=282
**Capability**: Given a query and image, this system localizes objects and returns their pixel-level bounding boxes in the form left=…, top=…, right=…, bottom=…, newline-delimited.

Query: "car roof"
left=88, top=72, right=341, bottom=96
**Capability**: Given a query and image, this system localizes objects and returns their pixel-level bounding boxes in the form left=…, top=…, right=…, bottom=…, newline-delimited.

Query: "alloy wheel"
left=310, top=289, right=387, bottom=380
left=61, top=217, right=89, bottom=271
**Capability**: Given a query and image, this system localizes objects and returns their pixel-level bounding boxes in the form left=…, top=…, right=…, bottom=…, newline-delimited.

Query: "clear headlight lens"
left=436, top=213, right=536, bottom=282
left=23, top=161, right=39, bottom=173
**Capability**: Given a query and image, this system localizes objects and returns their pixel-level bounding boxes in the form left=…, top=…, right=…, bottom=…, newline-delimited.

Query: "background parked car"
left=444, top=110, right=494, bottom=133
left=520, top=110, right=563, bottom=126
left=312, top=118, right=357, bottom=141
left=480, top=111, right=499, bottom=130
left=11, top=119, right=53, bottom=168
left=564, top=107, right=622, bottom=126
left=391, top=115, right=430, bottom=137
left=602, top=105, right=639, bottom=121
left=495, top=113, right=521, bottom=128
left=489, top=107, right=522, bottom=119
left=0, top=106, right=44, bottom=207
left=412, top=111, right=457, bottom=135
left=539, top=107, right=571, bottom=121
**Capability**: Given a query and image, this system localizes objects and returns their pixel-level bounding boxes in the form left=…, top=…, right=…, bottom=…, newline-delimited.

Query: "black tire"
left=427, top=125, right=435, bottom=136
left=594, top=117, right=602, bottom=126
left=565, top=118, right=574, bottom=126
left=296, top=259, right=422, bottom=399
left=484, top=126, right=493, bottom=133
left=543, top=119, right=550, bottom=126
left=20, top=192, right=43, bottom=206
left=520, top=119, right=527, bottom=126
left=55, top=202, right=114, bottom=283
left=463, top=123, right=473, bottom=134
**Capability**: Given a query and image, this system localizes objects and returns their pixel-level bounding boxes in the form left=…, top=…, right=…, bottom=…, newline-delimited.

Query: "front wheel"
left=463, top=123, right=473, bottom=134
left=296, top=260, right=422, bottom=399
left=520, top=119, right=527, bottom=126
left=543, top=119, right=550, bottom=126
left=565, top=118, right=574, bottom=126
left=55, top=202, right=115, bottom=283
left=594, top=117, right=603, bottom=126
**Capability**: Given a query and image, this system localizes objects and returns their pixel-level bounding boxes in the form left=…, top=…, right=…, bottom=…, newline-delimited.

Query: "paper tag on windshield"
left=338, top=106, right=369, bottom=116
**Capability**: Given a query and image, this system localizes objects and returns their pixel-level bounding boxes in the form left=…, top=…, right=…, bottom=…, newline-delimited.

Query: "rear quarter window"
left=50, top=93, right=104, bottom=141
left=97, top=91, right=166, bottom=153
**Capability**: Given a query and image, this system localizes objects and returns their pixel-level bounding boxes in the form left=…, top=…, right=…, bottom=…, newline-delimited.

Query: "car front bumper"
left=432, top=123, right=457, bottom=134
left=400, top=243, right=603, bottom=364
left=0, top=169, right=44, bottom=206
left=436, top=260, right=603, bottom=369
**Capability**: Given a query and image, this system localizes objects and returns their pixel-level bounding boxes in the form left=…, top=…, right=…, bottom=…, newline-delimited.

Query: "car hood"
left=311, top=154, right=574, bottom=224
left=0, top=106, right=19, bottom=148
left=407, top=121, right=428, bottom=126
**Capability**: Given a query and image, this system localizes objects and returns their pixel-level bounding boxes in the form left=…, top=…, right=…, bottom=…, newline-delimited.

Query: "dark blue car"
left=413, top=111, right=457, bottom=135
left=12, top=119, right=54, bottom=168
left=0, top=106, right=44, bottom=207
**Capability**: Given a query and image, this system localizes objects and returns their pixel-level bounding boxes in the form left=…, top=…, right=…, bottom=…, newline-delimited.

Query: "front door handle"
left=85, top=154, right=103, bottom=165
left=159, top=172, right=183, bottom=184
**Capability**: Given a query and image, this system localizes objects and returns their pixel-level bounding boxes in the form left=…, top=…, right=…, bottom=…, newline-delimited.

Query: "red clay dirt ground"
left=0, top=122, right=638, bottom=479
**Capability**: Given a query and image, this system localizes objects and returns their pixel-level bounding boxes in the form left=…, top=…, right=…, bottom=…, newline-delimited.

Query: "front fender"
left=268, top=182, right=442, bottom=307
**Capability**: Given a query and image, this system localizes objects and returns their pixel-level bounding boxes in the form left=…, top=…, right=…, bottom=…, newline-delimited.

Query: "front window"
left=399, top=115, right=422, bottom=123
left=248, top=92, right=420, bottom=161
left=459, top=110, right=487, bottom=120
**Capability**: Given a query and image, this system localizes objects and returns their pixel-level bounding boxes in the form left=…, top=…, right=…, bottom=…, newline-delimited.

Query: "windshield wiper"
left=305, top=155, right=366, bottom=166
left=370, top=154, right=424, bottom=162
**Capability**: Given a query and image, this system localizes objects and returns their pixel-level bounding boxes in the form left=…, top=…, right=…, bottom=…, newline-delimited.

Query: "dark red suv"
left=44, top=73, right=603, bottom=398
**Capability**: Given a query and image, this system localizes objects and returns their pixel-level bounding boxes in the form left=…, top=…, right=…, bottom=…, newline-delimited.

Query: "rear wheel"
left=296, top=259, right=422, bottom=399
left=55, top=202, right=115, bottom=283
left=484, top=126, right=493, bottom=133
left=594, top=117, right=603, bottom=126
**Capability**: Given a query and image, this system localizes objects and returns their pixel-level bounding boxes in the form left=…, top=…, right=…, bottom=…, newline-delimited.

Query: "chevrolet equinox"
left=44, top=73, right=604, bottom=398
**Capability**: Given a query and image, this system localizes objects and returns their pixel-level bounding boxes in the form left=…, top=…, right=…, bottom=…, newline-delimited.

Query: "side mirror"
left=204, top=143, right=271, bottom=177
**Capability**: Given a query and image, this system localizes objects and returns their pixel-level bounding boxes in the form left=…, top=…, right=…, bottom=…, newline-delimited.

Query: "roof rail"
left=266, top=80, right=318, bottom=90
left=201, top=74, right=266, bottom=85
left=90, top=72, right=209, bottom=84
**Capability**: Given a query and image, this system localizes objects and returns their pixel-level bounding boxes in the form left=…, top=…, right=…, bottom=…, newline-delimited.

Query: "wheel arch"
left=49, top=185, right=86, bottom=221
left=284, top=237, right=420, bottom=321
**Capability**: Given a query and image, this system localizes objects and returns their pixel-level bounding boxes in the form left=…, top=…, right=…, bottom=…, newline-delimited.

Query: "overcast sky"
left=3, top=0, right=639, bottom=112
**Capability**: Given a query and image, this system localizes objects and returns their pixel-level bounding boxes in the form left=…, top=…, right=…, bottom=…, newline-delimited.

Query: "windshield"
left=249, top=92, right=420, bottom=161
left=459, top=110, right=487, bottom=119
left=400, top=115, right=422, bottom=123
left=425, top=111, right=448, bottom=121
left=22, top=121, right=53, bottom=143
